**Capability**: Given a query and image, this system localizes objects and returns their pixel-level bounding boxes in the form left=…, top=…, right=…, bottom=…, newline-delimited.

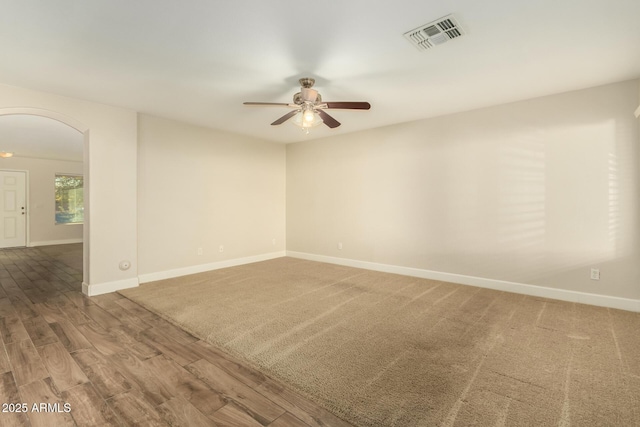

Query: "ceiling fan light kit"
left=293, top=108, right=323, bottom=133
left=244, top=78, right=371, bottom=133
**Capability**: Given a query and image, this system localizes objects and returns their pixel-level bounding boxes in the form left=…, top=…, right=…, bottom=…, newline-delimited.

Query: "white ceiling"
left=0, top=0, right=639, bottom=144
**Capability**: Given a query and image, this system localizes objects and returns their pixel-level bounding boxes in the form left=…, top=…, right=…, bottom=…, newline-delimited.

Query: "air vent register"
left=404, top=14, right=464, bottom=51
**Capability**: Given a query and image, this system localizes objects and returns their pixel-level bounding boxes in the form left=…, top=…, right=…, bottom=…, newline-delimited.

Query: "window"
left=55, top=174, right=84, bottom=224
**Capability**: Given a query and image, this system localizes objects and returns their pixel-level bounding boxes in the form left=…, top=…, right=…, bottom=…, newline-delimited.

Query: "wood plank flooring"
left=0, top=246, right=352, bottom=427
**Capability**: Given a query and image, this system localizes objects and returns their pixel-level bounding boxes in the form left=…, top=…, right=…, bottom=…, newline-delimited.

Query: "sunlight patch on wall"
left=497, top=131, right=547, bottom=280
left=608, top=152, right=619, bottom=252
left=495, top=117, right=636, bottom=283
left=609, top=115, right=638, bottom=259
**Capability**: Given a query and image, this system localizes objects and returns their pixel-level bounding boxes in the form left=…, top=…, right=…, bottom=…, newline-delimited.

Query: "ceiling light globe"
left=303, top=110, right=315, bottom=122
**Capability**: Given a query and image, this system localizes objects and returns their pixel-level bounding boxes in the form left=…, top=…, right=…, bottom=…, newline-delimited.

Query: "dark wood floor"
left=0, top=246, right=352, bottom=427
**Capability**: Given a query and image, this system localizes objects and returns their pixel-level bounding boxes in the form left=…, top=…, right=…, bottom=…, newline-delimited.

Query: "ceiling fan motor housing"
left=302, top=87, right=318, bottom=102
left=294, top=88, right=321, bottom=104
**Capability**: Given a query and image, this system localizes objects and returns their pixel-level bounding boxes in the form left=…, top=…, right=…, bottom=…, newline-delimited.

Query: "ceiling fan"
left=243, top=78, right=371, bottom=131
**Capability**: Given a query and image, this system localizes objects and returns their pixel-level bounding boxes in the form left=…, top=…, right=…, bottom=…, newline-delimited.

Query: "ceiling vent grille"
left=403, top=15, right=464, bottom=51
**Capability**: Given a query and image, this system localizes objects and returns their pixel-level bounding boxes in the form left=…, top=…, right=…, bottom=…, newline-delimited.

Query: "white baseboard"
left=83, top=277, right=139, bottom=297
left=30, top=238, right=83, bottom=247
left=286, top=251, right=640, bottom=312
left=138, top=251, right=287, bottom=284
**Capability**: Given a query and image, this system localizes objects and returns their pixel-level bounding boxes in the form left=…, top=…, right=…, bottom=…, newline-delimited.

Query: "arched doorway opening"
left=0, top=107, right=89, bottom=288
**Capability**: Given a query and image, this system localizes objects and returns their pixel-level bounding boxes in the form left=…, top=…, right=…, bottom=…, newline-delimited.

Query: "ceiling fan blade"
left=244, top=102, right=296, bottom=107
left=316, top=109, right=341, bottom=128
left=324, top=102, right=371, bottom=110
left=271, top=110, right=299, bottom=126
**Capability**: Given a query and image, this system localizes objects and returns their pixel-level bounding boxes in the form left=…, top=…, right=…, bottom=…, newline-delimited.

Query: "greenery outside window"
left=55, top=174, right=84, bottom=224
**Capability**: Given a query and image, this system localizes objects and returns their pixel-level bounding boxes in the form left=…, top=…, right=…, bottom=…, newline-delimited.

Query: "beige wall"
left=1, top=79, right=637, bottom=302
left=287, top=80, right=640, bottom=300
left=1, top=157, right=83, bottom=245
left=137, top=114, right=286, bottom=276
left=0, top=83, right=138, bottom=293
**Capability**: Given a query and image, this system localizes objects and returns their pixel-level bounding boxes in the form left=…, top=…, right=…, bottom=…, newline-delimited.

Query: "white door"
left=0, top=171, right=26, bottom=248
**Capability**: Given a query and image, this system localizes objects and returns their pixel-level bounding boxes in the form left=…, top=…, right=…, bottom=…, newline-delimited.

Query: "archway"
left=0, top=107, right=90, bottom=288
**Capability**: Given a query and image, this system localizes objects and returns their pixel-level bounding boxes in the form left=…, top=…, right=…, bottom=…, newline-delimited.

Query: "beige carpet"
left=120, top=257, right=640, bottom=426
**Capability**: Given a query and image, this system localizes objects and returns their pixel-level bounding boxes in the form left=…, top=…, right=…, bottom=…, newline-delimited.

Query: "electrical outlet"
left=219, top=245, right=224, bottom=253
left=590, top=268, right=600, bottom=280
left=197, top=247, right=203, bottom=256
left=338, top=242, right=343, bottom=250
left=272, top=238, right=276, bottom=246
